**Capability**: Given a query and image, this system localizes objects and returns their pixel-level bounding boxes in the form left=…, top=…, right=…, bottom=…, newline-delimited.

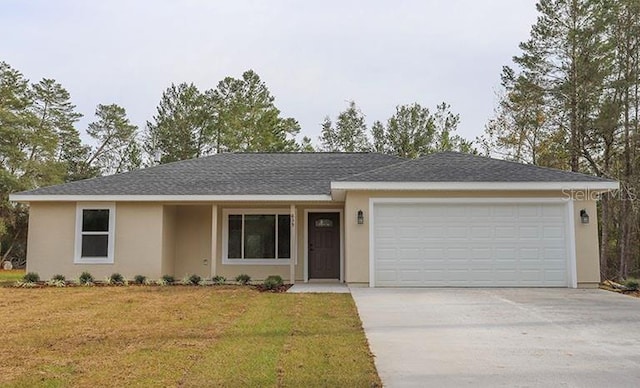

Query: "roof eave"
left=330, top=181, right=620, bottom=192
left=8, top=194, right=334, bottom=203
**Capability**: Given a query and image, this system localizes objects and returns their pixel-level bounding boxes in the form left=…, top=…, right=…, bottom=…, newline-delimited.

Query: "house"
left=9, top=152, right=618, bottom=288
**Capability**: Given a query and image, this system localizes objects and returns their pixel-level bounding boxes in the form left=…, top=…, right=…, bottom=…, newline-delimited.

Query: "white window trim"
left=74, top=202, right=116, bottom=264
left=222, top=208, right=292, bottom=265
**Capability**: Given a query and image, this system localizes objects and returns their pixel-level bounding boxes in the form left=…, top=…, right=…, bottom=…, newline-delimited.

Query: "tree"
left=432, top=102, right=474, bottom=153
left=371, top=120, right=386, bottom=153
left=299, top=136, right=315, bottom=152
left=319, top=116, right=338, bottom=151
left=208, top=70, right=300, bottom=153
left=0, top=62, right=34, bottom=264
left=84, top=104, right=139, bottom=176
left=483, top=0, right=640, bottom=280
left=334, top=101, right=371, bottom=152
left=31, top=78, right=88, bottom=181
left=319, top=101, right=370, bottom=152
left=145, top=83, right=211, bottom=164
left=384, top=103, right=435, bottom=158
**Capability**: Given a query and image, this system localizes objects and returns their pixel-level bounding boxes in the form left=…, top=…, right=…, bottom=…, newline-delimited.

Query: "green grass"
left=0, top=286, right=380, bottom=387
left=0, top=269, right=25, bottom=285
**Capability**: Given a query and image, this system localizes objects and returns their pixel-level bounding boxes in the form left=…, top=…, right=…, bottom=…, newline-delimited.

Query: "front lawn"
left=0, top=269, right=25, bottom=285
left=0, top=286, right=380, bottom=387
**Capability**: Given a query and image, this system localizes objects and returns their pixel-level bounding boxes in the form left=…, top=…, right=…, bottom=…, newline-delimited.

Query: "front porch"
left=161, top=203, right=344, bottom=284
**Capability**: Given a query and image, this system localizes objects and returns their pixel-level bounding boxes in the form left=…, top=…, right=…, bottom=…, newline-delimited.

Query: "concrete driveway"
left=350, top=288, right=640, bottom=387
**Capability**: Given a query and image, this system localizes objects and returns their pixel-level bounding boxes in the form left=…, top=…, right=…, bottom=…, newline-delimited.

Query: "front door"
left=308, top=212, right=340, bottom=279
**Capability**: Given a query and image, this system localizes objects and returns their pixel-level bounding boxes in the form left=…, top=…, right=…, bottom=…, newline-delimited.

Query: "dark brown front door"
left=308, top=212, right=340, bottom=279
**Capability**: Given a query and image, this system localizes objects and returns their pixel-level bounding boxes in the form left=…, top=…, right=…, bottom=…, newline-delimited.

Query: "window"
left=75, top=203, right=115, bottom=264
left=223, top=209, right=291, bottom=264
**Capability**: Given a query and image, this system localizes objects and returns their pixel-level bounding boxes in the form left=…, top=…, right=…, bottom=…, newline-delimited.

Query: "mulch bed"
left=5, top=281, right=293, bottom=292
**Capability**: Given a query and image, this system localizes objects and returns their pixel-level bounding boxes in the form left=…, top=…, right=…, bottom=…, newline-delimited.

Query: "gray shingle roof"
left=15, top=153, right=404, bottom=196
left=337, top=152, right=614, bottom=182
left=13, top=151, right=614, bottom=198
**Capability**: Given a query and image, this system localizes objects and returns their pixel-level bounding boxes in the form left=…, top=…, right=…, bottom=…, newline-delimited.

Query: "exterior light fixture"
left=580, top=209, right=589, bottom=224
left=357, top=210, right=364, bottom=225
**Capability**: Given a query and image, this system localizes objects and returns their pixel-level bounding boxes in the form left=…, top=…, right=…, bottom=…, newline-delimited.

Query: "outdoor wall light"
left=357, top=210, right=364, bottom=225
left=580, top=209, right=590, bottom=224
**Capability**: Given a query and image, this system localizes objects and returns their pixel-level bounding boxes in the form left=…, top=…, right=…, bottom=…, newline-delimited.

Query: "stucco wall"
left=174, top=205, right=212, bottom=279
left=344, top=190, right=602, bottom=288
left=161, top=205, right=176, bottom=276
left=26, top=202, right=164, bottom=280
left=573, top=199, right=601, bottom=287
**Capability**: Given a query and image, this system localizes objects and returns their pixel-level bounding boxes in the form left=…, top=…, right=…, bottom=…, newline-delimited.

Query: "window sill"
left=222, top=259, right=292, bottom=266
left=74, top=257, right=114, bottom=264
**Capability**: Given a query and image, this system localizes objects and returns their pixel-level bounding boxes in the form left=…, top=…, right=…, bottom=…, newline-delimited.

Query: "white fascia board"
left=8, top=194, right=334, bottom=203
left=330, top=181, right=620, bottom=191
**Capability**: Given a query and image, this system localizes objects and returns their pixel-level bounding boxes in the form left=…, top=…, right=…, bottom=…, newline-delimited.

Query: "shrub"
left=46, top=278, right=66, bottom=287
left=79, top=271, right=94, bottom=285
left=624, top=278, right=639, bottom=291
left=109, top=273, right=125, bottom=285
left=133, top=275, right=146, bottom=285
left=263, top=275, right=283, bottom=290
left=186, top=274, right=202, bottom=285
left=235, top=273, right=251, bottom=285
left=161, top=274, right=175, bottom=285
left=23, top=272, right=40, bottom=283
left=212, top=275, right=226, bottom=285
left=52, top=274, right=66, bottom=282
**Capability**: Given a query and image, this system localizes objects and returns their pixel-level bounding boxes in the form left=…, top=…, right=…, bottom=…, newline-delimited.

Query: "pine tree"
left=319, top=116, right=337, bottom=151
left=84, top=104, right=139, bottom=176
left=334, top=101, right=370, bottom=152
left=145, top=83, right=211, bottom=164
left=31, top=78, right=87, bottom=181
left=371, top=120, right=386, bottom=153
left=384, top=103, right=435, bottom=158
left=208, top=70, right=300, bottom=153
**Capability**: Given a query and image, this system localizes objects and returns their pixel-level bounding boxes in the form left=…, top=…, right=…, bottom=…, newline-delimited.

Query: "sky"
left=1, top=0, right=539, bottom=147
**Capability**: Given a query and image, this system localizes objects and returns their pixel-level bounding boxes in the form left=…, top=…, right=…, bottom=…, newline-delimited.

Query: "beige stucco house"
left=10, top=152, right=618, bottom=288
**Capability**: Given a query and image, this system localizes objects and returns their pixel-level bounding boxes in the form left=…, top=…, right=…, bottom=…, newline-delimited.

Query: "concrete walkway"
left=351, top=288, right=640, bottom=387
left=287, top=283, right=350, bottom=293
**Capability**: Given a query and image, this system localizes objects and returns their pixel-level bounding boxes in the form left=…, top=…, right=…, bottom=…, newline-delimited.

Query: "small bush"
left=52, top=274, right=66, bottom=282
left=133, top=275, right=146, bottom=285
left=23, top=272, right=40, bottom=283
left=161, top=274, right=175, bottom=284
left=263, top=275, right=284, bottom=290
left=78, top=271, right=94, bottom=285
left=186, top=274, right=202, bottom=285
left=46, top=279, right=66, bottom=287
left=14, top=281, right=38, bottom=288
left=212, top=275, right=226, bottom=285
left=624, top=278, right=639, bottom=291
left=235, top=273, right=251, bottom=285
left=109, top=273, right=125, bottom=285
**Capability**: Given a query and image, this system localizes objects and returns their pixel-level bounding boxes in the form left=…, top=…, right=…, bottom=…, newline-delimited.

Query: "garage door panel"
left=373, top=202, right=570, bottom=287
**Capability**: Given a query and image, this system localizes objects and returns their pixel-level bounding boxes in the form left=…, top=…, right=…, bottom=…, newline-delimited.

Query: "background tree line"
left=1, top=63, right=472, bottom=265
left=318, top=100, right=474, bottom=156
left=480, top=0, right=640, bottom=280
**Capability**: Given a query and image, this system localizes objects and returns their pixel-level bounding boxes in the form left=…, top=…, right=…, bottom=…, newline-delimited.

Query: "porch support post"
left=211, top=204, right=218, bottom=279
left=290, top=204, right=297, bottom=284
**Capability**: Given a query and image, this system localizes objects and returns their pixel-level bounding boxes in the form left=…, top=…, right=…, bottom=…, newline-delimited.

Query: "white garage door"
left=372, top=201, right=572, bottom=287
